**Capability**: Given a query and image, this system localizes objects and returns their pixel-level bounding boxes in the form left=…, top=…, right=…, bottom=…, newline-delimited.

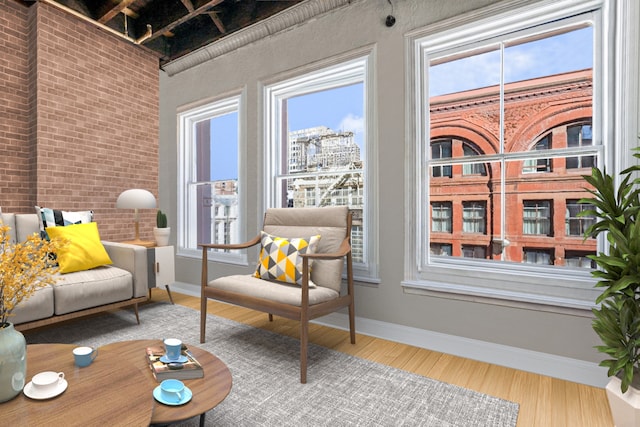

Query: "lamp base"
left=120, top=239, right=156, bottom=248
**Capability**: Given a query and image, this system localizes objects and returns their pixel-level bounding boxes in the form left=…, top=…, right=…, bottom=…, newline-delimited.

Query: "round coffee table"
left=4, top=343, right=154, bottom=425
left=99, top=339, right=232, bottom=426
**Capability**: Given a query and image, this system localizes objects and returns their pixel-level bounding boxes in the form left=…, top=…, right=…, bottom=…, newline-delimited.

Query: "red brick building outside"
left=429, top=69, right=596, bottom=267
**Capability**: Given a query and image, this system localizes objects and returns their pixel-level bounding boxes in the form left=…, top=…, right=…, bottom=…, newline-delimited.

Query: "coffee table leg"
left=199, top=413, right=205, bottom=427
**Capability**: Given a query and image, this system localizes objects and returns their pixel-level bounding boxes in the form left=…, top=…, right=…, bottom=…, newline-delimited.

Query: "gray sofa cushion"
left=208, top=274, right=339, bottom=306
left=10, top=286, right=54, bottom=325
left=52, top=266, right=133, bottom=315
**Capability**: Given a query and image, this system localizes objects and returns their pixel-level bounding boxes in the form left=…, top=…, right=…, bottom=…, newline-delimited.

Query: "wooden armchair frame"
left=200, top=208, right=356, bottom=383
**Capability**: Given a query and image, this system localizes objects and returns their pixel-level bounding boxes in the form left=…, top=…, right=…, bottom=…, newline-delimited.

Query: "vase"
left=153, top=227, right=171, bottom=246
left=0, top=322, right=27, bottom=402
left=606, top=375, right=640, bottom=427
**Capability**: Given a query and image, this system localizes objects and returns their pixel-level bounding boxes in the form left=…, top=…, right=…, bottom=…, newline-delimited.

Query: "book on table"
left=146, top=345, right=204, bottom=381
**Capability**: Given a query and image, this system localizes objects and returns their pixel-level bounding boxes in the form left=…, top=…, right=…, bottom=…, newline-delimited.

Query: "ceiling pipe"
left=38, top=0, right=152, bottom=45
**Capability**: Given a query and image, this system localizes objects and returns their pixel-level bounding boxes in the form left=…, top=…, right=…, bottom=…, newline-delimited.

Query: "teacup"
left=164, top=338, right=182, bottom=361
left=31, top=371, right=64, bottom=393
left=160, top=379, right=184, bottom=403
left=73, top=346, right=98, bottom=367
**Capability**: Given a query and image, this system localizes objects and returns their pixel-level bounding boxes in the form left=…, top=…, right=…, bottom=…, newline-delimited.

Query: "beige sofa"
left=2, top=213, right=149, bottom=331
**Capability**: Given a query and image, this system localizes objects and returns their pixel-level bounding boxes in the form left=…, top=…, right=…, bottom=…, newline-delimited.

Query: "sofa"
left=1, top=212, right=149, bottom=331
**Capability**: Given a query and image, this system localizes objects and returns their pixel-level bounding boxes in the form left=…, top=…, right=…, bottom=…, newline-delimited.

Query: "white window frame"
left=404, top=0, right=639, bottom=312
left=263, top=48, right=379, bottom=283
left=177, top=91, right=247, bottom=265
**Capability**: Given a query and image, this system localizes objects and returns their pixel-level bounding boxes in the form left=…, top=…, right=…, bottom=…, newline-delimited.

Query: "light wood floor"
left=150, top=289, right=613, bottom=427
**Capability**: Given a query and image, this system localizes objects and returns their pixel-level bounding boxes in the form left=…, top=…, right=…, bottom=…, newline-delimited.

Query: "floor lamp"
left=116, top=189, right=157, bottom=247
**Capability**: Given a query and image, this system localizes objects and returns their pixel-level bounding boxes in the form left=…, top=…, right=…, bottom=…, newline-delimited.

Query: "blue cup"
left=160, top=379, right=184, bottom=403
left=164, top=338, right=182, bottom=361
left=73, top=346, right=98, bottom=367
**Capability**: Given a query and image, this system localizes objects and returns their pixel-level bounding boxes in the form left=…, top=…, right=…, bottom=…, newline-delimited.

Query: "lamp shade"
left=116, top=189, right=157, bottom=209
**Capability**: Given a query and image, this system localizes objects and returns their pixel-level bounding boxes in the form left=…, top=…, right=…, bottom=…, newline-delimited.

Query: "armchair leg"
left=300, top=320, right=308, bottom=384
left=268, top=313, right=273, bottom=322
left=200, top=296, right=207, bottom=343
left=348, top=300, right=356, bottom=344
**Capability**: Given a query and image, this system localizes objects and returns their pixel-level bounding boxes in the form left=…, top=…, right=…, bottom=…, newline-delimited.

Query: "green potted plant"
left=153, top=210, right=171, bottom=246
left=580, top=148, right=640, bottom=425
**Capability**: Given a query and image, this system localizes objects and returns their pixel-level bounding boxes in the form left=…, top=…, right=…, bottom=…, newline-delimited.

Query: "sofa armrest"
left=102, top=241, right=149, bottom=298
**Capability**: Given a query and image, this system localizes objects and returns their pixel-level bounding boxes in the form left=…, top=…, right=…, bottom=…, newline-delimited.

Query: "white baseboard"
left=169, top=282, right=607, bottom=388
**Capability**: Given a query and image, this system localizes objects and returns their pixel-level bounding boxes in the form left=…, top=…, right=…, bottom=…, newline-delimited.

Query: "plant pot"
left=0, top=322, right=27, bottom=402
left=153, top=227, right=171, bottom=246
left=606, top=376, right=640, bottom=427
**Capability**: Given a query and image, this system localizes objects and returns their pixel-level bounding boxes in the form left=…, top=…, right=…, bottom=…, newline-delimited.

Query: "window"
left=264, top=51, right=378, bottom=281
left=565, top=251, right=596, bottom=269
left=431, top=243, right=452, bottom=256
left=462, top=201, right=486, bottom=234
left=178, top=94, right=244, bottom=261
left=406, top=0, right=637, bottom=310
left=431, top=140, right=452, bottom=177
left=566, top=200, right=595, bottom=236
left=431, top=202, right=452, bottom=233
left=462, top=144, right=487, bottom=176
left=523, top=201, right=552, bottom=236
left=522, top=135, right=551, bottom=173
left=566, top=123, right=595, bottom=169
left=463, top=245, right=486, bottom=258
left=523, top=248, right=554, bottom=265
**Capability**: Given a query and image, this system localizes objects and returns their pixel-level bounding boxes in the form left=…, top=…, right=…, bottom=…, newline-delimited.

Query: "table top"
left=3, top=343, right=153, bottom=426
left=100, top=339, right=233, bottom=425
left=3, top=340, right=233, bottom=426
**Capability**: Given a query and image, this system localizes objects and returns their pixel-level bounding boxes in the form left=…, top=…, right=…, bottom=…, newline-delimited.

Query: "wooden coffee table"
left=100, top=339, right=232, bottom=426
left=4, top=343, right=154, bottom=425
left=3, top=340, right=232, bottom=427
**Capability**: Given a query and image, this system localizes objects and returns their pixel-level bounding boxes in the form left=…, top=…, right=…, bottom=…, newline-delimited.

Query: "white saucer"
left=23, top=379, right=68, bottom=400
left=153, top=385, right=192, bottom=406
left=159, top=354, right=188, bottom=364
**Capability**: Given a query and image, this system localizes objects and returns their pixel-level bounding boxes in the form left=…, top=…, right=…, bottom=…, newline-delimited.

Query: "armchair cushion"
left=254, top=231, right=320, bottom=287
left=46, top=222, right=112, bottom=273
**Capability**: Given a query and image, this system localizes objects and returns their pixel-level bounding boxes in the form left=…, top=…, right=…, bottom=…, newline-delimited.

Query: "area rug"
left=25, top=302, right=519, bottom=426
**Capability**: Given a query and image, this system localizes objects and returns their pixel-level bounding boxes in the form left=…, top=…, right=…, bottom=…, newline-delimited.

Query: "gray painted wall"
left=159, top=0, right=639, bottom=385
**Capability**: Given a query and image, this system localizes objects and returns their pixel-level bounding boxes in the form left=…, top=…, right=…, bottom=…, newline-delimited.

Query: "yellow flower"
left=0, top=225, right=67, bottom=326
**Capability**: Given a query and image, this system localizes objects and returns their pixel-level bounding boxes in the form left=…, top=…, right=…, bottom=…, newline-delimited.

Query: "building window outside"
left=431, top=243, right=452, bottom=256
left=462, top=245, right=486, bottom=258
left=566, top=200, right=595, bottom=236
left=566, top=123, right=594, bottom=169
left=523, top=201, right=552, bottom=236
left=462, top=144, right=487, bottom=176
left=523, top=248, right=554, bottom=265
left=462, top=201, right=486, bottom=234
left=406, top=0, right=635, bottom=309
left=565, top=250, right=596, bottom=269
left=522, top=135, right=551, bottom=173
left=178, top=95, right=242, bottom=260
left=431, top=140, right=452, bottom=178
left=431, top=202, right=452, bottom=233
left=264, top=52, right=377, bottom=281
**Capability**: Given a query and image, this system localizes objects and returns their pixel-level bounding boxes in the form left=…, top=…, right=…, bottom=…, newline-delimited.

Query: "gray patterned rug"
left=25, top=302, right=519, bottom=426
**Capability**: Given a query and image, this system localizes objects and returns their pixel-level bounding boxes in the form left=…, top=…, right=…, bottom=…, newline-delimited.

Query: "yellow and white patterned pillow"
left=254, top=231, right=321, bottom=287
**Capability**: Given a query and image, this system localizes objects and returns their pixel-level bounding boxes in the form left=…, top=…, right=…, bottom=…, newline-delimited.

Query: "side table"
left=147, top=245, right=176, bottom=304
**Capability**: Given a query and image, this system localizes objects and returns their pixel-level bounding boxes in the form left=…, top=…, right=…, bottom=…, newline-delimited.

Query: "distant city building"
left=287, top=126, right=364, bottom=262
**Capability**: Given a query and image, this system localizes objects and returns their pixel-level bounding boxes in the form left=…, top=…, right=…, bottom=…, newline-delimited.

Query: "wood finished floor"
left=150, top=289, right=613, bottom=427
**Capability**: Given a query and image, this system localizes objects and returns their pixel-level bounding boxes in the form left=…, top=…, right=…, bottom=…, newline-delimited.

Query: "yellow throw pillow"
left=45, top=222, right=112, bottom=273
left=254, top=231, right=320, bottom=287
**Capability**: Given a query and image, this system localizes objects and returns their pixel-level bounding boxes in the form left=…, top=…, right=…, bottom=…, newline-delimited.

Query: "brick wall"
left=0, top=0, right=32, bottom=211
left=0, top=0, right=160, bottom=241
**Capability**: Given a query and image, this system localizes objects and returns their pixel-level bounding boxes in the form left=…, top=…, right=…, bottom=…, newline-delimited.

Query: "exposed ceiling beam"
left=98, top=0, right=136, bottom=24
left=179, top=0, right=195, bottom=13
left=206, top=11, right=226, bottom=34
left=142, top=0, right=225, bottom=44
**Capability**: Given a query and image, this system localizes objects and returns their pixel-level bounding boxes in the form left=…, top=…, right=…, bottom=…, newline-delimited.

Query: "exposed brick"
left=0, top=0, right=159, bottom=241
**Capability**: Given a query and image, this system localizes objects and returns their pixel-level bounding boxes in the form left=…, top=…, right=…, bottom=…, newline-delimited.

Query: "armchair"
left=199, top=206, right=356, bottom=383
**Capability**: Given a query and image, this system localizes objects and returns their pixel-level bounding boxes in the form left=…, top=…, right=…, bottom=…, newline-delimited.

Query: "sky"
left=429, top=26, right=593, bottom=97
left=208, top=25, right=592, bottom=181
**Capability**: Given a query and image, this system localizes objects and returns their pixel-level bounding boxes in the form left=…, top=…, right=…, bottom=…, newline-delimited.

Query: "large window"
left=178, top=94, right=244, bottom=262
left=405, top=0, right=637, bottom=310
left=264, top=51, right=377, bottom=281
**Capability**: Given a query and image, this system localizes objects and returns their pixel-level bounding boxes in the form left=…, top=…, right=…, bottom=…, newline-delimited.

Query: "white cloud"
left=338, top=113, right=365, bottom=135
